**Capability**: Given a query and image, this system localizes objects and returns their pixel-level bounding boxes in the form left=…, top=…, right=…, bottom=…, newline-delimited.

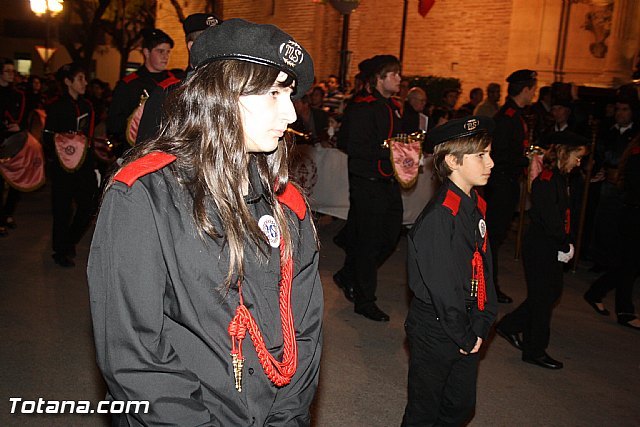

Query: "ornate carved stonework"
left=573, top=0, right=614, bottom=58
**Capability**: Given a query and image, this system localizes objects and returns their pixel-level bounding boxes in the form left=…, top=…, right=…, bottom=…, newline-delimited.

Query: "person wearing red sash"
left=496, top=131, right=588, bottom=368
left=403, top=116, right=498, bottom=426
left=88, top=19, right=322, bottom=425
left=106, top=28, right=179, bottom=158
left=43, top=63, right=97, bottom=267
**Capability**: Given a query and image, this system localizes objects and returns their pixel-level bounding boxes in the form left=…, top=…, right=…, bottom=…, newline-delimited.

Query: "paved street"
left=1, top=184, right=638, bottom=426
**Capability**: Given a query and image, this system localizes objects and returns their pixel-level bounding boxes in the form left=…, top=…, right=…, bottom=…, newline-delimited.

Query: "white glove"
left=557, top=243, right=575, bottom=263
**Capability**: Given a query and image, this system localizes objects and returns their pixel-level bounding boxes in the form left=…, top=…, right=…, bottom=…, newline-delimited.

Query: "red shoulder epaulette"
left=540, top=169, right=553, bottom=181
left=354, top=95, right=377, bottom=104
left=442, top=189, right=461, bottom=216
left=122, top=72, right=139, bottom=84
left=113, top=152, right=177, bottom=187
left=475, top=190, right=487, bottom=217
left=390, top=97, right=402, bottom=109
left=630, top=146, right=640, bottom=156
left=276, top=183, right=306, bottom=220
left=504, top=107, right=516, bottom=118
left=158, top=75, right=181, bottom=89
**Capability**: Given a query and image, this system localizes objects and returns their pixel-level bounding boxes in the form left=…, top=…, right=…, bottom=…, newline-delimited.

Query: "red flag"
left=418, top=0, right=435, bottom=17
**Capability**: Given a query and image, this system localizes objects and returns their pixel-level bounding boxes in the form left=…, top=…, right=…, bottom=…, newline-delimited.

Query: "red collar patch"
left=276, top=183, right=306, bottom=220
left=442, top=189, right=461, bottom=216
left=540, top=169, right=553, bottom=181
left=122, top=72, right=139, bottom=84
left=113, top=152, right=177, bottom=187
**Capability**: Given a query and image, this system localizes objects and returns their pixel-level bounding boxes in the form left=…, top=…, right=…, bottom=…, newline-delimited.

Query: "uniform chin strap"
left=227, top=237, right=298, bottom=391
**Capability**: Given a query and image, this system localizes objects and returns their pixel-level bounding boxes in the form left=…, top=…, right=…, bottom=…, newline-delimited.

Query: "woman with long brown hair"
left=87, top=19, right=323, bottom=425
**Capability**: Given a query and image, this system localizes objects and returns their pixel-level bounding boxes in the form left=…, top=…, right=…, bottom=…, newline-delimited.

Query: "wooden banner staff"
left=514, top=113, right=537, bottom=260
left=572, top=117, right=599, bottom=272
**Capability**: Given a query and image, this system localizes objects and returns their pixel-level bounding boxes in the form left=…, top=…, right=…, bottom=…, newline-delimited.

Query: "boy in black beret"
left=402, top=116, right=498, bottom=426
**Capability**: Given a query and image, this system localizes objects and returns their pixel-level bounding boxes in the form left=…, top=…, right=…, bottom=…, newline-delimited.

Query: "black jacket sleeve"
left=530, top=177, right=571, bottom=251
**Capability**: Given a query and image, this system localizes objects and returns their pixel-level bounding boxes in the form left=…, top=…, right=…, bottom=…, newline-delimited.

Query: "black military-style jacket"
left=106, top=67, right=179, bottom=154
left=88, top=156, right=323, bottom=426
left=407, top=180, right=498, bottom=353
left=0, top=84, right=25, bottom=139
left=526, top=168, right=572, bottom=253
left=340, top=89, right=402, bottom=180
left=492, top=97, right=530, bottom=177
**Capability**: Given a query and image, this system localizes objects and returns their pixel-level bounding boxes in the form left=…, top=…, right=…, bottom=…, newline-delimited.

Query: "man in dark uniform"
left=402, top=116, right=498, bottom=426
left=43, top=63, right=97, bottom=267
left=106, top=28, right=179, bottom=157
left=135, top=13, right=221, bottom=144
left=484, top=69, right=537, bottom=304
left=333, top=54, right=403, bottom=321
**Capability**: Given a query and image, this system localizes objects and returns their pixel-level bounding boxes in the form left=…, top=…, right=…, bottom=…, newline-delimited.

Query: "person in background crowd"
left=43, top=63, right=98, bottom=268
left=458, top=87, right=484, bottom=117
left=333, top=54, right=403, bottom=322
left=485, top=69, right=538, bottom=304
left=88, top=19, right=323, bottom=425
left=0, top=57, right=25, bottom=235
left=474, top=82, right=501, bottom=117
left=584, top=133, right=640, bottom=330
left=323, top=74, right=345, bottom=114
left=531, top=86, right=554, bottom=142
left=135, top=13, right=222, bottom=145
left=427, top=107, right=452, bottom=133
left=496, top=131, right=588, bottom=369
left=402, top=116, right=497, bottom=426
left=309, top=85, right=325, bottom=110
left=402, top=86, right=428, bottom=134
left=107, top=28, right=179, bottom=158
left=292, top=94, right=329, bottom=144
left=442, top=88, right=460, bottom=113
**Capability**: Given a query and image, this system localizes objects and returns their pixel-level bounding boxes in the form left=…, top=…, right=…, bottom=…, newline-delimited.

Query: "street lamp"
left=30, top=0, right=64, bottom=73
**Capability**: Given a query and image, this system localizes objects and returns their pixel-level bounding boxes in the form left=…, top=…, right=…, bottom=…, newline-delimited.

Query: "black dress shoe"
left=495, top=326, right=523, bottom=350
left=52, top=253, right=75, bottom=268
left=355, top=304, right=390, bottom=322
left=522, top=353, right=563, bottom=369
left=496, top=289, right=513, bottom=304
left=333, top=272, right=355, bottom=302
left=583, top=295, right=610, bottom=316
left=617, top=317, right=640, bottom=330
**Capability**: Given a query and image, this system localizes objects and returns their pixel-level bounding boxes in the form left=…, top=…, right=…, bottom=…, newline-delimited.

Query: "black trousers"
left=402, top=299, right=478, bottom=427
left=0, top=175, right=21, bottom=221
left=485, top=172, right=520, bottom=289
left=51, top=167, right=97, bottom=256
left=338, top=175, right=403, bottom=308
left=499, top=234, right=563, bottom=358
left=585, top=206, right=640, bottom=321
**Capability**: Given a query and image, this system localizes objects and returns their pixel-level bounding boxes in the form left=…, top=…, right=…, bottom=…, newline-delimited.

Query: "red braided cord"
left=472, top=247, right=486, bottom=311
left=228, top=238, right=298, bottom=387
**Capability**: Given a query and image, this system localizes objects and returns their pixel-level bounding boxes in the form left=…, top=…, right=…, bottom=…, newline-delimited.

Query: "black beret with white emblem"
left=506, top=69, right=537, bottom=84
left=190, top=18, right=314, bottom=99
left=425, top=115, right=495, bottom=153
left=182, top=13, right=222, bottom=35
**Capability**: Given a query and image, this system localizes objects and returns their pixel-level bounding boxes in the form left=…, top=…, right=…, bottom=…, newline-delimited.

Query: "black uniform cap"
left=141, top=28, right=174, bottom=50
left=547, top=130, right=589, bottom=148
left=190, top=18, right=314, bottom=100
left=182, top=13, right=222, bottom=35
left=55, top=62, right=84, bottom=82
left=551, top=97, right=572, bottom=109
left=506, top=69, right=537, bottom=83
left=425, top=115, right=495, bottom=153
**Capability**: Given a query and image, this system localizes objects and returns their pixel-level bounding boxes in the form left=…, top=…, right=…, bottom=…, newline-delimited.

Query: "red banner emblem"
left=54, top=133, right=88, bottom=172
left=389, top=138, right=422, bottom=189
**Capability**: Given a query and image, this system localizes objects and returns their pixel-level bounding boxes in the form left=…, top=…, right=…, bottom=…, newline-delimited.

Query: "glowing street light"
left=30, top=0, right=64, bottom=72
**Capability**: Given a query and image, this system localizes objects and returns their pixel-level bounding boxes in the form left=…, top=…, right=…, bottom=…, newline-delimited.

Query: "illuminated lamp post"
left=30, top=0, right=64, bottom=73
left=328, top=0, right=361, bottom=90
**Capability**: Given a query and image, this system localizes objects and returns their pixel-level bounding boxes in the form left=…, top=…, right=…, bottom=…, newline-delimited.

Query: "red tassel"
left=472, top=248, right=486, bottom=311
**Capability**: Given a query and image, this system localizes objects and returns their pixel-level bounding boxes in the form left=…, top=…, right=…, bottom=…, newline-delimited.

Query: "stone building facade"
left=156, top=0, right=639, bottom=104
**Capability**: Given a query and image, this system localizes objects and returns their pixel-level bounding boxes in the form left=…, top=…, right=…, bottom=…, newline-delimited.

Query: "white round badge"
left=478, top=218, right=487, bottom=239
left=258, top=215, right=281, bottom=248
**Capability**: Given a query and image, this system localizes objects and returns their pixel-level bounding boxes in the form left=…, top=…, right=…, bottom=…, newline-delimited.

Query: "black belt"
left=350, top=174, right=396, bottom=184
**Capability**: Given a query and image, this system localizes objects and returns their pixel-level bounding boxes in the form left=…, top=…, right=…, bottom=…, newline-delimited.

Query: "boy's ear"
left=444, top=153, right=461, bottom=171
